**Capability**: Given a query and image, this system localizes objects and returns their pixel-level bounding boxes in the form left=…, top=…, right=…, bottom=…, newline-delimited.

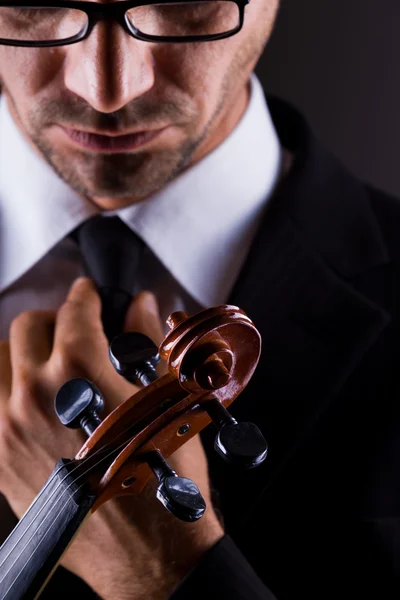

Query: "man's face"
left=0, top=0, right=279, bottom=208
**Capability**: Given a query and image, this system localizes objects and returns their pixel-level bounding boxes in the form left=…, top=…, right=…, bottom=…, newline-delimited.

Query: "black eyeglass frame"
left=0, top=0, right=250, bottom=46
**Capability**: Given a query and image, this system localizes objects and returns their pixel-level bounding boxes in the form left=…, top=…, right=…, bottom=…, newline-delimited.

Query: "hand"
left=0, top=277, right=224, bottom=600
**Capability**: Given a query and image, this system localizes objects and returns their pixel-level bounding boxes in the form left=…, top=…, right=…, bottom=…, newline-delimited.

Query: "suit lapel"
left=229, top=214, right=390, bottom=485
left=204, top=98, right=391, bottom=528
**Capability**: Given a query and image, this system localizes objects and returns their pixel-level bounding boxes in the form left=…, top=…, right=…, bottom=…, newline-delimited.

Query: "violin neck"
left=0, top=458, right=96, bottom=600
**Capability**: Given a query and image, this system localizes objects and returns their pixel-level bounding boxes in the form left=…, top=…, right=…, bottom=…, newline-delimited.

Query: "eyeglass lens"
left=0, top=3, right=240, bottom=43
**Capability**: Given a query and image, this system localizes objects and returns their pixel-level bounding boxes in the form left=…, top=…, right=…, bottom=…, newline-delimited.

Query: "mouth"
left=58, top=126, right=167, bottom=152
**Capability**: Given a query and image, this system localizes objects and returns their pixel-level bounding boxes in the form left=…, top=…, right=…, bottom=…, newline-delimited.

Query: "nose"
left=64, top=21, right=155, bottom=113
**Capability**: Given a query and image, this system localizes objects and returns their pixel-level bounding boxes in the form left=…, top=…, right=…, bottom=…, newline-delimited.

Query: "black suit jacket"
left=42, top=97, right=400, bottom=599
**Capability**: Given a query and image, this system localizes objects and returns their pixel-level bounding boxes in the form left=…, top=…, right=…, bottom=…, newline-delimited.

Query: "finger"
left=123, top=291, right=165, bottom=346
left=0, top=340, right=12, bottom=403
left=51, top=277, right=105, bottom=360
left=7, top=311, right=57, bottom=420
left=9, top=310, right=56, bottom=376
left=50, top=277, right=136, bottom=411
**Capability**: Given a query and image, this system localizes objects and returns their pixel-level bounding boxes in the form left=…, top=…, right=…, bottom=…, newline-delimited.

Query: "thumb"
left=123, top=291, right=165, bottom=347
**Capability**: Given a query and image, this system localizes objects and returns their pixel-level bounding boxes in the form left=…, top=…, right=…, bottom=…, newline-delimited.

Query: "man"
left=0, top=0, right=398, bottom=598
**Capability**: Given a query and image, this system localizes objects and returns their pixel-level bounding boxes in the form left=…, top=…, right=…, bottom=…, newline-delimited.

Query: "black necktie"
left=70, top=215, right=144, bottom=341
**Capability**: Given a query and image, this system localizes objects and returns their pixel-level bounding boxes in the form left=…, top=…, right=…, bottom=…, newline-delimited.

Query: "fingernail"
left=70, top=276, right=92, bottom=292
left=73, top=276, right=89, bottom=286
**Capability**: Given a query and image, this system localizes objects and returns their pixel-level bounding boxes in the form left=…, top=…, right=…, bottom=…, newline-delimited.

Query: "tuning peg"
left=109, top=332, right=160, bottom=386
left=204, top=399, right=268, bottom=469
left=55, top=378, right=104, bottom=437
left=146, top=450, right=206, bottom=522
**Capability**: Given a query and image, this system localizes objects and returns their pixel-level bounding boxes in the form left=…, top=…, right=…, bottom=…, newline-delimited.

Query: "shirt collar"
left=0, top=74, right=282, bottom=305
left=0, top=98, right=98, bottom=292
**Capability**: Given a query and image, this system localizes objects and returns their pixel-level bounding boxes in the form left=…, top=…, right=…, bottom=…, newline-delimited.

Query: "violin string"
left=0, top=447, right=104, bottom=551
left=0, top=423, right=141, bottom=579
left=2, top=480, right=89, bottom=600
left=0, top=469, right=62, bottom=552
left=3, top=380, right=190, bottom=593
left=0, top=398, right=149, bottom=571
left=0, top=444, right=112, bottom=569
left=0, top=386, right=188, bottom=589
left=0, top=429, right=139, bottom=593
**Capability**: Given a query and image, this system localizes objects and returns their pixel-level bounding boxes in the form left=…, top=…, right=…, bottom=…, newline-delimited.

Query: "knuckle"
left=56, top=306, right=94, bottom=351
left=13, top=362, right=37, bottom=391
left=11, top=358, right=38, bottom=392
left=57, top=300, right=76, bottom=319
left=57, top=299, right=103, bottom=334
left=10, top=309, right=53, bottom=336
left=60, top=332, right=86, bottom=356
left=57, top=300, right=87, bottom=326
left=10, top=311, right=34, bottom=335
left=11, top=371, right=53, bottom=426
left=49, top=350, right=88, bottom=381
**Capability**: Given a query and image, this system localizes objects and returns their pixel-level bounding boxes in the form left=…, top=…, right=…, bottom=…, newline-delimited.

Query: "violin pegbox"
left=67, top=305, right=266, bottom=522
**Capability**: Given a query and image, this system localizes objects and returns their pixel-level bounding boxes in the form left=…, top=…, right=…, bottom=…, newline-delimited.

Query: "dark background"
left=255, top=0, right=400, bottom=198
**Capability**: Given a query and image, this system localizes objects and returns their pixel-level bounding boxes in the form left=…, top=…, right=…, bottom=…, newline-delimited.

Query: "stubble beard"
left=30, top=128, right=205, bottom=202
left=5, top=86, right=209, bottom=203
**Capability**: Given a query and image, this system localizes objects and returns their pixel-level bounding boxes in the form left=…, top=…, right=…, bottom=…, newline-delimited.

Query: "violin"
left=0, top=303, right=267, bottom=600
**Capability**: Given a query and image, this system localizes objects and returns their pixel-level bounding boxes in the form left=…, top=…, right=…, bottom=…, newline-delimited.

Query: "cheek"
left=160, top=41, right=230, bottom=84
left=0, top=46, right=64, bottom=98
left=152, top=40, right=233, bottom=115
left=242, top=0, right=280, bottom=45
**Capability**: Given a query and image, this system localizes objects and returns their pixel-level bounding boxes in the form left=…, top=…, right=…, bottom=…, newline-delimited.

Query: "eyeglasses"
left=0, top=0, right=250, bottom=46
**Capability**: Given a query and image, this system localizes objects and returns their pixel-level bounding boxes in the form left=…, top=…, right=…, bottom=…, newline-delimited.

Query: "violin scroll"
left=56, top=304, right=266, bottom=521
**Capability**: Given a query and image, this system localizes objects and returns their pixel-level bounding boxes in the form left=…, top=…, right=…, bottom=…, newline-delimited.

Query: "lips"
left=60, top=126, right=165, bottom=152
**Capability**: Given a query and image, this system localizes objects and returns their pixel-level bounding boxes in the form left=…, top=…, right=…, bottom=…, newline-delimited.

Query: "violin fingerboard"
left=0, top=458, right=96, bottom=600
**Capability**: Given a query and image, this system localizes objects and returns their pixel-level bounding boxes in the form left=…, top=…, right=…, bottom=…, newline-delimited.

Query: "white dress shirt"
left=0, top=74, right=282, bottom=339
